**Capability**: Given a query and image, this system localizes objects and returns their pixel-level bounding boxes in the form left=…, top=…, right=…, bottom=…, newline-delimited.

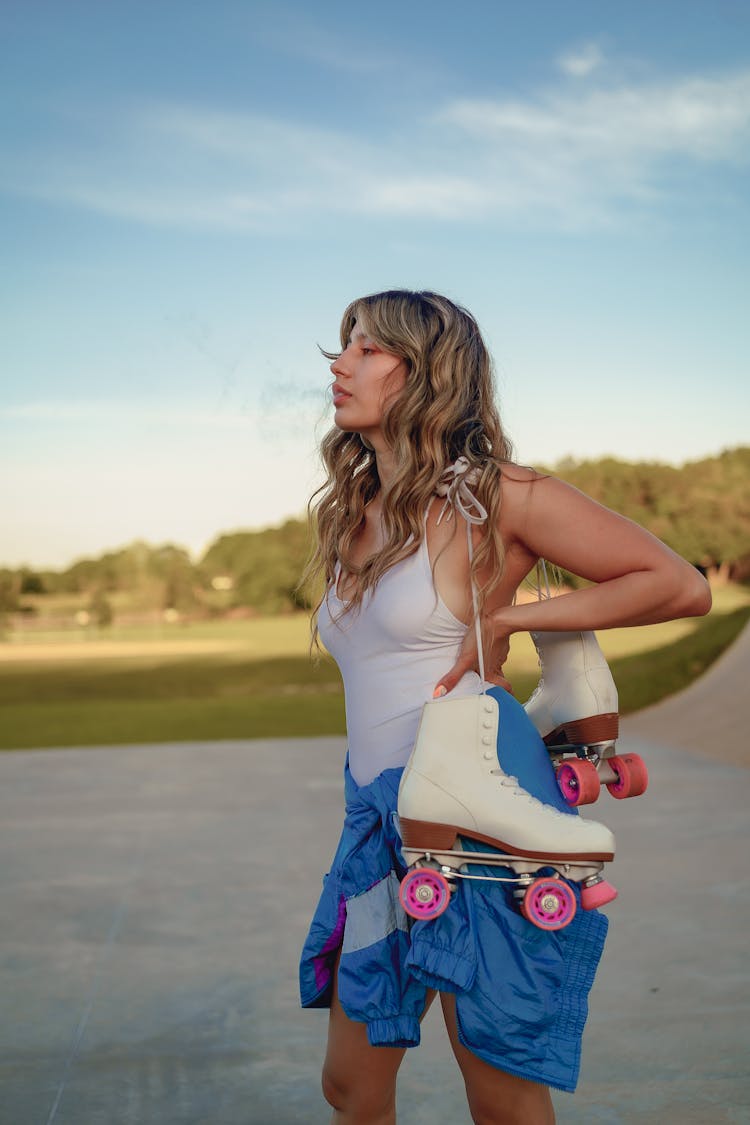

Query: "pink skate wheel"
left=557, top=759, right=601, bottom=806
left=606, top=754, right=648, bottom=799
left=580, top=879, right=618, bottom=910
left=520, top=878, right=577, bottom=931
left=399, top=868, right=451, bottom=921
left=622, top=753, right=648, bottom=796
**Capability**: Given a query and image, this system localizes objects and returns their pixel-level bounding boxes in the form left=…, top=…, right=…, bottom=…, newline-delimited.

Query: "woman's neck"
left=373, top=446, right=398, bottom=494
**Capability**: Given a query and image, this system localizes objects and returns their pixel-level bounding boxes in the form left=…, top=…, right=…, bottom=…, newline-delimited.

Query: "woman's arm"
left=434, top=471, right=711, bottom=697
left=492, top=473, right=712, bottom=635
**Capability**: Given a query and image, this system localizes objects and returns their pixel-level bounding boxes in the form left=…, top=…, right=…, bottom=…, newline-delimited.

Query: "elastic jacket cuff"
left=366, top=1016, right=421, bottom=1049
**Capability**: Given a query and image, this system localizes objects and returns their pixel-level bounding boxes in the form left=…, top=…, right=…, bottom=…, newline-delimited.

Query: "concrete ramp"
left=624, top=619, right=749, bottom=767
left=1, top=632, right=749, bottom=1123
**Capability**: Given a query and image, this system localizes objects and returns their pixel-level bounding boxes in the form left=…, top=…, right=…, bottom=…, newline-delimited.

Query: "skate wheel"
left=580, top=878, right=618, bottom=910
left=399, top=868, right=451, bottom=921
left=622, top=753, right=649, bottom=796
left=556, top=759, right=601, bottom=806
left=520, top=878, right=577, bottom=931
left=606, top=754, right=649, bottom=799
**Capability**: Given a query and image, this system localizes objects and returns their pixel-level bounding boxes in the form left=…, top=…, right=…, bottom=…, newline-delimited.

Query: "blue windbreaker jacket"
left=299, top=687, right=609, bottom=1093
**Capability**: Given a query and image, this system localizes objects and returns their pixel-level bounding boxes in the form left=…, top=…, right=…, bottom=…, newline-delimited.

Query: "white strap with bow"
left=435, top=457, right=489, bottom=692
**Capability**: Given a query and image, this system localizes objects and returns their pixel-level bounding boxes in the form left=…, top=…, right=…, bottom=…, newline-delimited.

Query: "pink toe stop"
left=581, top=878, right=618, bottom=910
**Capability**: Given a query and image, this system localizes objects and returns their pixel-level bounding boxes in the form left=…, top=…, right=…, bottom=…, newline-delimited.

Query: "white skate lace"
left=490, top=770, right=586, bottom=822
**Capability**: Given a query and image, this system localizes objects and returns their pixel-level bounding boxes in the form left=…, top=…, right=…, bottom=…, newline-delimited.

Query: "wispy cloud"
left=440, top=72, right=750, bottom=160
left=1, top=400, right=251, bottom=428
left=558, top=42, right=605, bottom=78
left=362, top=175, right=494, bottom=217
left=0, top=397, right=323, bottom=431
left=4, top=65, right=749, bottom=232
left=248, top=3, right=443, bottom=83
left=3, top=101, right=368, bottom=231
left=250, top=5, right=406, bottom=76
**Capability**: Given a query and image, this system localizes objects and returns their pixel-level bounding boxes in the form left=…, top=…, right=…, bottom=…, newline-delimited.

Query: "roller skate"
left=524, top=630, right=649, bottom=807
left=397, top=692, right=618, bottom=932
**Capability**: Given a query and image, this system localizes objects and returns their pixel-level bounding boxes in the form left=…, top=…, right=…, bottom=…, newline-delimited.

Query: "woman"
left=299, top=290, right=710, bottom=1124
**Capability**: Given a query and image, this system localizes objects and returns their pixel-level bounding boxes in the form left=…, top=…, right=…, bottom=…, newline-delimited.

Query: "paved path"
left=1, top=628, right=749, bottom=1124
left=624, top=612, right=750, bottom=767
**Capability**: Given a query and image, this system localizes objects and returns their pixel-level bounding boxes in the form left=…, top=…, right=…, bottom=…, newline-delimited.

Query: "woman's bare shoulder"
left=496, top=462, right=563, bottom=543
left=498, top=461, right=552, bottom=510
left=498, top=461, right=548, bottom=485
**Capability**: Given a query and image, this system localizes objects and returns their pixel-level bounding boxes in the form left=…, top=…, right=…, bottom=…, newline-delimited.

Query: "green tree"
left=89, top=589, right=114, bottom=628
left=0, top=570, right=20, bottom=638
left=201, top=516, right=312, bottom=613
left=19, top=569, right=46, bottom=595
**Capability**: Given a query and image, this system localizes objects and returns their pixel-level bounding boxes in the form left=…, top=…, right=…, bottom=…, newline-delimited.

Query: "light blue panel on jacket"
left=342, top=872, right=409, bottom=954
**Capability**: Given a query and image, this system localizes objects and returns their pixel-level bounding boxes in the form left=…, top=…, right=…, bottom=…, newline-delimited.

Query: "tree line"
left=3, top=447, right=748, bottom=625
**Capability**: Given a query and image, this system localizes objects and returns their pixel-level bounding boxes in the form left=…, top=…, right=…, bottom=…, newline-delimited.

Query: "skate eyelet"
left=481, top=736, right=492, bottom=745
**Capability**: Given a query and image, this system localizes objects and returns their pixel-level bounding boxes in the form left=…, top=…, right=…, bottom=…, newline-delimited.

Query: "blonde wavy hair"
left=302, top=289, right=514, bottom=646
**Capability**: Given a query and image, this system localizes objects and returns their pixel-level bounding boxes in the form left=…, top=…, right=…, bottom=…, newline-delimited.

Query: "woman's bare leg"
left=441, top=993, right=556, bottom=1125
left=321, top=953, right=436, bottom=1124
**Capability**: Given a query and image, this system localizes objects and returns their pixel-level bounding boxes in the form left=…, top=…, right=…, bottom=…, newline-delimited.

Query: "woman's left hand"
left=433, top=628, right=512, bottom=698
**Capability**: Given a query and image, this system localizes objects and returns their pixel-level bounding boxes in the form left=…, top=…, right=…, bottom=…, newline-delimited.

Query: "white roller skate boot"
left=525, top=631, right=648, bottom=806
left=398, top=694, right=618, bottom=930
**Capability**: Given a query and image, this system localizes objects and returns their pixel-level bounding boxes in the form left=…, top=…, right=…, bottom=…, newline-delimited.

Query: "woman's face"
left=329, top=318, right=408, bottom=441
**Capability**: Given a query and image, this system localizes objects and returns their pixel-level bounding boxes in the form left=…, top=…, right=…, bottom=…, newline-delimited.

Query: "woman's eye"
left=362, top=347, right=374, bottom=355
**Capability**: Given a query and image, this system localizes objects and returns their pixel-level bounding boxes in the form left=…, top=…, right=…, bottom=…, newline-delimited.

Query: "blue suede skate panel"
left=488, top=686, right=578, bottom=816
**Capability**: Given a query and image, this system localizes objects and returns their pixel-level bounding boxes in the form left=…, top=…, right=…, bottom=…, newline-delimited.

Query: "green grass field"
left=1, top=586, right=748, bottom=750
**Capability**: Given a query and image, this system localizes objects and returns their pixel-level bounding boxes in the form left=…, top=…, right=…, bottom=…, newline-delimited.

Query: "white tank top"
left=318, top=519, right=483, bottom=786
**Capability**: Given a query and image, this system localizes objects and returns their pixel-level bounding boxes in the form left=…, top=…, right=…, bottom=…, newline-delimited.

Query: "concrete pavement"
left=624, top=608, right=750, bottom=768
left=1, top=628, right=749, bottom=1124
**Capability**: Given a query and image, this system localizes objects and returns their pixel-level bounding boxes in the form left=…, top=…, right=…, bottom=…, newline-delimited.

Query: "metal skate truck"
left=397, top=686, right=619, bottom=933
left=525, top=630, right=649, bottom=806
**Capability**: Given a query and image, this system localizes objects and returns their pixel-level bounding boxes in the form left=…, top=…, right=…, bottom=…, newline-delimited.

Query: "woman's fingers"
left=434, top=662, right=513, bottom=697
left=488, top=633, right=511, bottom=670
left=433, top=648, right=476, bottom=697
left=487, top=672, right=514, bottom=695
left=433, top=626, right=513, bottom=698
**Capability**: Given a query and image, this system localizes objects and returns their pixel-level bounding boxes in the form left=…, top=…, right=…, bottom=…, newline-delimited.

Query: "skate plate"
left=550, top=748, right=649, bottom=805
left=541, top=712, right=649, bottom=804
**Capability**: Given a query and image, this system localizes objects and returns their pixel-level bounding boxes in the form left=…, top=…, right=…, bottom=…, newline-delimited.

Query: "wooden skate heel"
left=398, top=818, right=458, bottom=850
left=545, top=712, right=619, bottom=747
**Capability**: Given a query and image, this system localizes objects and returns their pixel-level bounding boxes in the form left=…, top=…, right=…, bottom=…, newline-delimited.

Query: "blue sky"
left=2, top=0, right=749, bottom=568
